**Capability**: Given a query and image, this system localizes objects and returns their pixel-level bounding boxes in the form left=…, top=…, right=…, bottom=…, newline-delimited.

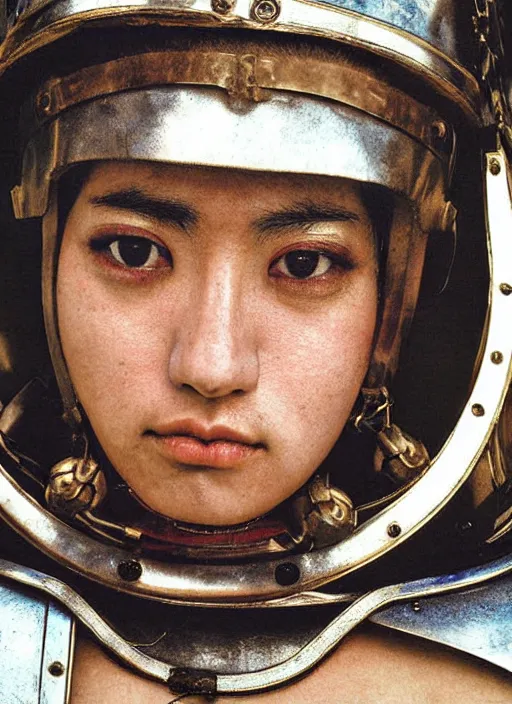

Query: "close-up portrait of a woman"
left=0, top=0, right=511, bottom=702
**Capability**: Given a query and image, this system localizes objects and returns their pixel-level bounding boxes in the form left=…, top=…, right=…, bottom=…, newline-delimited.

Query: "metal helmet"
left=0, top=0, right=511, bottom=694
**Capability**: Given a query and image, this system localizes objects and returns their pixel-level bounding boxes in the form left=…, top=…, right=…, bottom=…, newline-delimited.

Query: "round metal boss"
left=251, top=0, right=280, bottom=23
left=211, top=0, right=236, bottom=14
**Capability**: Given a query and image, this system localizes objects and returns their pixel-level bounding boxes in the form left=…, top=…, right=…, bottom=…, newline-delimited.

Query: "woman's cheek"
left=57, top=254, right=142, bottom=430
left=264, top=287, right=376, bottom=458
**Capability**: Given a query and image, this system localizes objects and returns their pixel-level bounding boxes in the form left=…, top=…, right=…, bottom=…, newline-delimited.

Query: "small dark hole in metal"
left=117, top=559, right=143, bottom=581
left=275, top=562, right=300, bottom=586
left=472, top=403, right=485, bottom=417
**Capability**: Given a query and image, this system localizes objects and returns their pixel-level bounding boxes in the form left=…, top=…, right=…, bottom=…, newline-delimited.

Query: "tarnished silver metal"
left=488, top=389, right=512, bottom=542
left=13, top=87, right=449, bottom=229
left=0, top=147, right=510, bottom=602
left=370, top=571, right=512, bottom=673
left=0, top=0, right=482, bottom=119
left=2, top=551, right=511, bottom=695
left=0, top=558, right=170, bottom=685
left=0, top=576, right=74, bottom=703
left=211, top=553, right=512, bottom=693
left=33, top=50, right=450, bottom=159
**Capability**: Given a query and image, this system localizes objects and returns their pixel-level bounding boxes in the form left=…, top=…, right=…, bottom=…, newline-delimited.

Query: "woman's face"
left=57, top=162, right=377, bottom=525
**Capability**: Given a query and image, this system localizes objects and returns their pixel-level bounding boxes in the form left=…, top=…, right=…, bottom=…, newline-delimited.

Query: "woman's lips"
left=153, top=435, right=260, bottom=468
left=147, top=422, right=264, bottom=468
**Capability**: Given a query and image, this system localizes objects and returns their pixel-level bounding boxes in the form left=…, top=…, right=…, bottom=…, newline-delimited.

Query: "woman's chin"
left=127, top=484, right=277, bottom=526
left=117, top=456, right=307, bottom=527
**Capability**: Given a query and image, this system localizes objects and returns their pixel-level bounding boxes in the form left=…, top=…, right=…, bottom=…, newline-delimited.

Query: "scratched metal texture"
left=0, top=579, right=73, bottom=704
left=370, top=573, right=512, bottom=672
left=315, top=0, right=458, bottom=56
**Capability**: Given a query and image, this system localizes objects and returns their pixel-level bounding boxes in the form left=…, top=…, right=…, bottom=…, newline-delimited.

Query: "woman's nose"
left=168, top=268, right=259, bottom=399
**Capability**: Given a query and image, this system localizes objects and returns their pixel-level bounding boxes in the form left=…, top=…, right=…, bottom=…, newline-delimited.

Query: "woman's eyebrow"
left=254, top=200, right=360, bottom=241
left=89, top=188, right=198, bottom=231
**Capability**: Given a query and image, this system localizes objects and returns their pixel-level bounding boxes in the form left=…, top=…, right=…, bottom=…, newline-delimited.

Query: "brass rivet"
left=387, top=522, right=401, bottom=538
left=412, top=601, right=421, bottom=612
left=472, top=403, right=485, bottom=417
left=500, top=283, right=512, bottom=296
left=491, top=351, right=503, bottom=364
left=251, top=0, right=280, bottom=22
left=48, top=661, right=65, bottom=677
left=489, top=158, right=501, bottom=175
left=211, top=0, right=236, bottom=13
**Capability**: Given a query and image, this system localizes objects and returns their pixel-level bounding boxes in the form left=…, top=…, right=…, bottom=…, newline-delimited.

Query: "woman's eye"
left=109, top=238, right=161, bottom=268
left=92, top=236, right=172, bottom=269
left=273, top=250, right=334, bottom=279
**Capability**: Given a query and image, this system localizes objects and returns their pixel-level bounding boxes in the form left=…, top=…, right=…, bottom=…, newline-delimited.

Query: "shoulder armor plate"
left=0, top=576, right=74, bottom=704
left=370, top=572, right=512, bottom=671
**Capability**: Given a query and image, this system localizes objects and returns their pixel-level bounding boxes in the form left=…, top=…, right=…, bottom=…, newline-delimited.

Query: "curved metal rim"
left=1, top=552, right=511, bottom=693
left=0, top=150, right=510, bottom=605
left=0, top=0, right=482, bottom=120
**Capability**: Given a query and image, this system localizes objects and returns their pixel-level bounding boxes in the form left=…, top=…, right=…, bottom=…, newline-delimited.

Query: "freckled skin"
left=57, top=162, right=377, bottom=525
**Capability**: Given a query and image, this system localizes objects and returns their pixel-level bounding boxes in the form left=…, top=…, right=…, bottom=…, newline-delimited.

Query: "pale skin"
left=57, top=162, right=377, bottom=525
left=57, top=162, right=512, bottom=701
